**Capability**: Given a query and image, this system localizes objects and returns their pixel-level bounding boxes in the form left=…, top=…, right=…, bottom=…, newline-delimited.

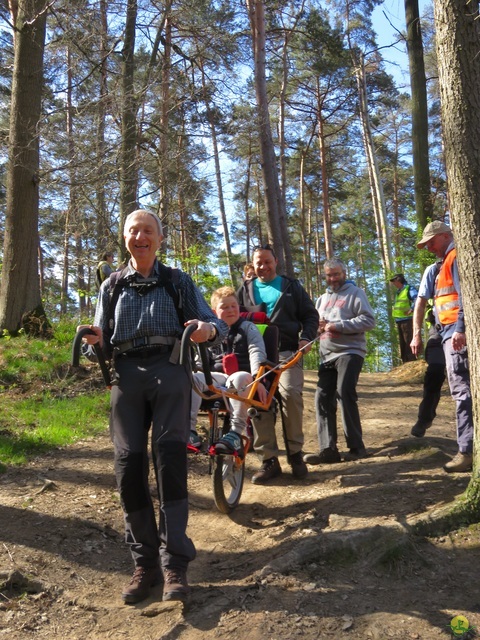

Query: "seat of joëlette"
left=198, top=323, right=280, bottom=413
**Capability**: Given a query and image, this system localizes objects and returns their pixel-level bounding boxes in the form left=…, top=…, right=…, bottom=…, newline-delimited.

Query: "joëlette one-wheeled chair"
left=181, top=322, right=281, bottom=514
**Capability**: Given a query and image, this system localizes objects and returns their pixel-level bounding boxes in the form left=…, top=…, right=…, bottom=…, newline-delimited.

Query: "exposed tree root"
left=410, top=475, right=480, bottom=537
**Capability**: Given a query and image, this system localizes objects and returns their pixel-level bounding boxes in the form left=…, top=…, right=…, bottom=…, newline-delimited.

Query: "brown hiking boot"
left=162, top=567, right=191, bottom=602
left=122, top=566, right=162, bottom=604
left=251, top=456, right=282, bottom=484
left=443, top=452, right=473, bottom=473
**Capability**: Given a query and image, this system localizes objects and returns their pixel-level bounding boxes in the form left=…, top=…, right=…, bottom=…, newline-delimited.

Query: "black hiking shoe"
left=343, top=447, right=368, bottom=461
left=411, top=421, right=432, bottom=438
left=214, top=431, right=244, bottom=457
left=303, top=447, right=342, bottom=465
left=290, top=451, right=308, bottom=479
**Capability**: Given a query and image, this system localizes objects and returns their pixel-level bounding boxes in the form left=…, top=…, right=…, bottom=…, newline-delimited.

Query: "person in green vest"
left=95, top=252, right=115, bottom=290
left=389, top=274, right=418, bottom=363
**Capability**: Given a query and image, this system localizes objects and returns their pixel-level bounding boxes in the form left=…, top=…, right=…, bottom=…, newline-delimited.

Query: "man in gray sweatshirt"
left=304, top=258, right=375, bottom=465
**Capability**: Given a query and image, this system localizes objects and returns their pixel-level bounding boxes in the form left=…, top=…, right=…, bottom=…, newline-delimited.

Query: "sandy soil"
left=1, top=362, right=479, bottom=640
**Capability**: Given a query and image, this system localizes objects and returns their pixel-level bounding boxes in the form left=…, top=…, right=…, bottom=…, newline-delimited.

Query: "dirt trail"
left=1, top=364, right=479, bottom=639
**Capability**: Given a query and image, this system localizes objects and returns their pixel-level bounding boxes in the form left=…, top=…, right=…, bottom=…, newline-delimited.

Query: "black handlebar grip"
left=71, top=327, right=111, bottom=387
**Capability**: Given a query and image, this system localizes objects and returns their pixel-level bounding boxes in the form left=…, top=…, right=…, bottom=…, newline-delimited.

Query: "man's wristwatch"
left=208, top=323, right=217, bottom=341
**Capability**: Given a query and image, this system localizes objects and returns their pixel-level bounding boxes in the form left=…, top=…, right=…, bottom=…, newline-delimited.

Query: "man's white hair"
left=124, top=209, right=163, bottom=236
left=324, top=257, right=346, bottom=272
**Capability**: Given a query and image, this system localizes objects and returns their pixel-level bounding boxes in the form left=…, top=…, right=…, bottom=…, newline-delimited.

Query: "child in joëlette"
left=190, top=286, right=268, bottom=456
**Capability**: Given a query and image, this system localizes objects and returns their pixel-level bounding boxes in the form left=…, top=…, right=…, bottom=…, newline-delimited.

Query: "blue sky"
left=372, top=0, right=430, bottom=90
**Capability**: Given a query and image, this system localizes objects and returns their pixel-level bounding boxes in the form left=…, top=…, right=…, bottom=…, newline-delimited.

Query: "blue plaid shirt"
left=94, top=260, right=227, bottom=348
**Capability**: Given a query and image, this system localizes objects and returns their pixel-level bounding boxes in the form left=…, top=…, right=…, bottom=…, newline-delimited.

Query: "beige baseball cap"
left=417, top=220, right=451, bottom=248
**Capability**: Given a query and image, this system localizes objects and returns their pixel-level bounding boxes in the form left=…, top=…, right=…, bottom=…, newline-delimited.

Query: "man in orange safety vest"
left=417, top=220, right=473, bottom=473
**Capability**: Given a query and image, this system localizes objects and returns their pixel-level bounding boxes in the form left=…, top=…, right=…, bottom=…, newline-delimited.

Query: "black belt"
left=115, top=345, right=173, bottom=359
left=114, top=335, right=177, bottom=355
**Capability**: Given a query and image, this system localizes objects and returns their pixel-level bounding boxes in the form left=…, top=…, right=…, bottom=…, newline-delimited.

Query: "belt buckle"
left=133, top=336, right=148, bottom=348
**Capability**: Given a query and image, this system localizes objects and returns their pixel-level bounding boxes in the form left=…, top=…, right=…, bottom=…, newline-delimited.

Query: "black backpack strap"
left=99, top=267, right=131, bottom=356
left=158, top=264, right=184, bottom=326
left=107, top=267, right=131, bottom=331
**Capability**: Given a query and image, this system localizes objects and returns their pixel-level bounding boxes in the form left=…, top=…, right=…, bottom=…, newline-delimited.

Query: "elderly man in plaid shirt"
left=79, top=209, right=226, bottom=605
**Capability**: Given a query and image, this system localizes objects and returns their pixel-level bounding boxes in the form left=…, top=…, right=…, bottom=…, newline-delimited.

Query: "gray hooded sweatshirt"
left=316, top=282, right=375, bottom=363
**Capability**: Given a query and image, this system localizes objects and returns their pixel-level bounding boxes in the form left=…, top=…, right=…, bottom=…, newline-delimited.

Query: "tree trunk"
left=200, top=64, right=236, bottom=286
left=61, top=47, right=74, bottom=317
left=246, top=0, right=286, bottom=274
left=353, top=51, right=396, bottom=365
left=0, top=0, right=50, bottom=335
left=60, top=206, right=70, bottom=316
left=405, top=0, right=432, bottom=228
left=354, top=53, right=393, bottom=274
left=66, top=46, right=88, bottom=315
left=158, top=6, right=172, bottom=242
left=244, top=153, right=252, bottom=262
left=434, top=0, right=480, bottom=506
left=95, top=0, right=110, bottom=256
left=317, top=93, right=333, bottom=259
left=299, top=152, right=308, bottom=286
left=277, top=13, right=299, bottom=277
left=391, top=134, right=401, bottom=267
left=118, top=0, right=138, bottom=261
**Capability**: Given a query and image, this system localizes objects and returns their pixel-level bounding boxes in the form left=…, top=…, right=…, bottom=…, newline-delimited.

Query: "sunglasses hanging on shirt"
left=128, top=276, right=160, bottom=297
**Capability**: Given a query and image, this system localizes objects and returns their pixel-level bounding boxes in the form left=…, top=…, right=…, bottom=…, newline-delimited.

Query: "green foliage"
left=52, top=318, right=78, bottom=345
left=167, top=243, right=225, bottom=295
left=303, top=341, right=320, bottom=371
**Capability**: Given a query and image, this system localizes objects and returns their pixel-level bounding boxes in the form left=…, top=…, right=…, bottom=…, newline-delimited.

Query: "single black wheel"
left=212, top=454, right=245, bottom=514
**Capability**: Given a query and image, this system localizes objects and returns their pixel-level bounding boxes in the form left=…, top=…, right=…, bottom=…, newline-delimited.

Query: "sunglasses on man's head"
left=252, top=244, right=276, bottom=259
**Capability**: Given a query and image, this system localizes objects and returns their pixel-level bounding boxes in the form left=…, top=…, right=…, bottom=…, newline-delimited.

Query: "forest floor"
left=1, top=361, right=479, bottom=640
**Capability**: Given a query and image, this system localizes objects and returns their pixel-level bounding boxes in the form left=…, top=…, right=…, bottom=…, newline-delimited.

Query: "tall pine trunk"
left=246, top=0, right=287, bottom=274
left=200, top=63, right=236, bottom=285
left=95, top=0, right=110, bottom=256
left=434, top=0, right=480, bottom=506
left=405, top=0, right=432, bottom=228
left=118, top=0, right=138, bottom=261
left=0, top=0, right=50, bottom=335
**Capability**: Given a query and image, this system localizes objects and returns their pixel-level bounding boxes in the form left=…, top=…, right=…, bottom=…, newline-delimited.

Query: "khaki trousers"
left=252, top=350, right=305, bottom=461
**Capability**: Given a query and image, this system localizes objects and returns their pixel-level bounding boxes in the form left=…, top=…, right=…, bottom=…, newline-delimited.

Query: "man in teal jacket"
left=237, top=244, right=319, bottom=484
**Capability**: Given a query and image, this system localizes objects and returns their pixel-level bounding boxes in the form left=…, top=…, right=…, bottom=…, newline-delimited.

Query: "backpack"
left=95, top=261, right=109, bottom=290
left=406, top=284, right=417, bottom=303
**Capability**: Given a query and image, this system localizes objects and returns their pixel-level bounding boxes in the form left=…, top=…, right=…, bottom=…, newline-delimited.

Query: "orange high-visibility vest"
left=435, top=248, right=459, bottom=325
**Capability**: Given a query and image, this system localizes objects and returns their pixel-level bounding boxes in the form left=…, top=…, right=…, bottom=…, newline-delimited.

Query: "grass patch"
left=0, top=319, right=110, bottom=469
left=374, top=538, right=429, bottom=577
left=396, top=442, right=437, bottom=457
left=0, top=393, right=109, bottom=467
left=325, top=547, right=358, bottom=567
left=0, top=319, right=78, bottom=388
